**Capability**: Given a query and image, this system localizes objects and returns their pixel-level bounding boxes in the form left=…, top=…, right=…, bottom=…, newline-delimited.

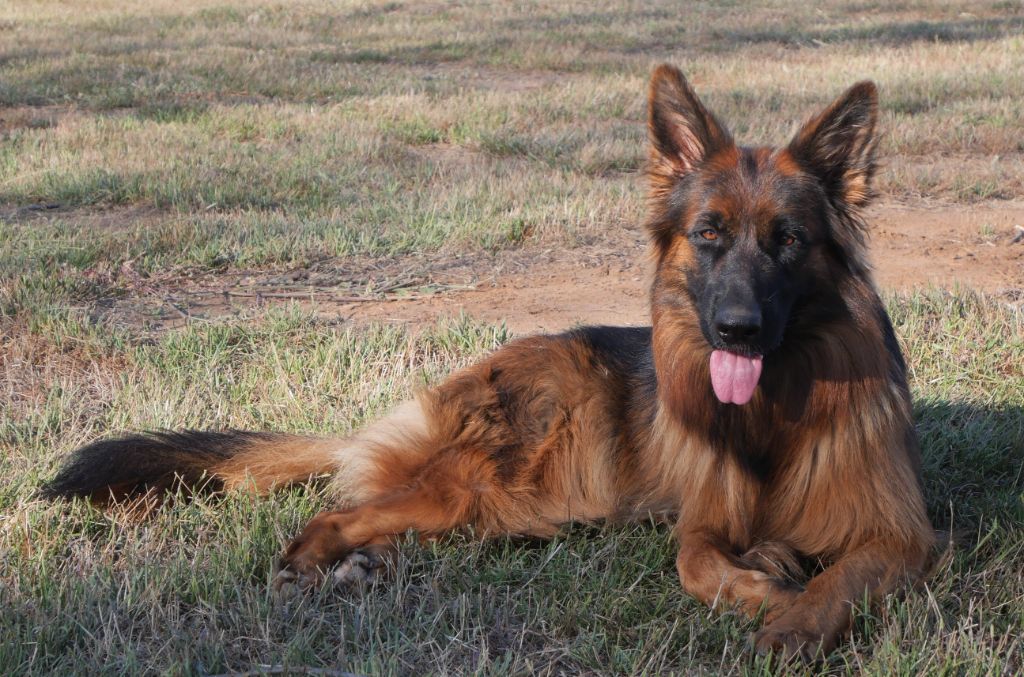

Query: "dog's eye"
left=699, top=229, right=718, bottom=241
left=779, top=233, right=797, bottom=246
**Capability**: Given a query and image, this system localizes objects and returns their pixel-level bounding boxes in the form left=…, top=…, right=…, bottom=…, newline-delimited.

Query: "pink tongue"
left=709, top=350, right=763, bottom=405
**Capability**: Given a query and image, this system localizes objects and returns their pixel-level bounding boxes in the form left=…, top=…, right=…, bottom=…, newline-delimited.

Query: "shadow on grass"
left=7, top=7, right=1022, bottom=111
left=917, top=399, right=1024, bottom=533
left=707, top=15, right=1024, bottom=51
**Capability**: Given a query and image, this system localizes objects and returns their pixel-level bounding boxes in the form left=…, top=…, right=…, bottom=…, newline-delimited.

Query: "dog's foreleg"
left=675, top=531, right=803, bottom=623
left=751, top=540, right=926, bottom=660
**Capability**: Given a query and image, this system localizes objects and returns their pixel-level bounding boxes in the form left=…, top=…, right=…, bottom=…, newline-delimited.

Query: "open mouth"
left=709, top=350, right=763, bottom=405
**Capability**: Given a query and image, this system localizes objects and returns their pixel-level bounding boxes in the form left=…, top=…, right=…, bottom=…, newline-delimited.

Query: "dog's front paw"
left=751, top=622, right=831, bottom=662
left=758, top=582, right=803, bottom=626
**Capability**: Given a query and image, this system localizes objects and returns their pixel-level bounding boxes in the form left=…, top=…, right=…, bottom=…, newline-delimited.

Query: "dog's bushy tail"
left=41, top=430, right=341, bottom=503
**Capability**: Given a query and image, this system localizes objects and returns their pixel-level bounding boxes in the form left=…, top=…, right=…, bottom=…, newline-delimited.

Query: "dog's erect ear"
left=647, top=65, right=732, bottom=187
left=787, top=81, right=879, bottom=211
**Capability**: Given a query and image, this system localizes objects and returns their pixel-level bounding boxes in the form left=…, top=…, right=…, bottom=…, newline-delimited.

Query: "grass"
left=1, top=0, right=1023, bottom=674
left=1, top=294, right=1022, bottom=675
left=1, top=0, right=1023, bottom=283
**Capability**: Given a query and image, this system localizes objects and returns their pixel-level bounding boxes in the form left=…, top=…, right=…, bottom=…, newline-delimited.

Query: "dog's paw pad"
left=331, top=550, right=386, bottom=587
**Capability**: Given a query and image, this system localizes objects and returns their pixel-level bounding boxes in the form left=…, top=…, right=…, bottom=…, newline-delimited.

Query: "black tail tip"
left=39, top=430, right=250, bottom=503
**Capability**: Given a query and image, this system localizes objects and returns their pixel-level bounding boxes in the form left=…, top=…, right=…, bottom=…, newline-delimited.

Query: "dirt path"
left=117, top=201, right=1024, bottom=335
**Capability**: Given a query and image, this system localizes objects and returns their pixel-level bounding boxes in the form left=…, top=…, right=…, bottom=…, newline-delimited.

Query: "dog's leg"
left=274, top=444, right=567, bottom=589
left=676, top=532, right=802, bottom=623
left=751, top=541, right=924, bottom=660
left=274, top=481, right=476, bottom=589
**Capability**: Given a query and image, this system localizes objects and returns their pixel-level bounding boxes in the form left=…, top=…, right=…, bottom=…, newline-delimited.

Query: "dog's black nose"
left=715, top=308, right=761, bottom=344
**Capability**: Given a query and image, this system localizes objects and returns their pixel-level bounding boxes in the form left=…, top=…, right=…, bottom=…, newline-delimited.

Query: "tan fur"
left=213, top=437, right=340, bottom=492
left=331, top=398, right=433, bottom=507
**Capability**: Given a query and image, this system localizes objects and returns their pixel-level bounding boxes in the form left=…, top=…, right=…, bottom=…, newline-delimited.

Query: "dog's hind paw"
left=330, top=549, right=388, bottom=586
left=271, top=562, right=315, bottom=595
left=272, top=545, right=392, bottom=594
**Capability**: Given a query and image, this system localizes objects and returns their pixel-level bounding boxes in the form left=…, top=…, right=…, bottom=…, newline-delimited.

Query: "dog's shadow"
left=915, top=399, right=1024, bottom=534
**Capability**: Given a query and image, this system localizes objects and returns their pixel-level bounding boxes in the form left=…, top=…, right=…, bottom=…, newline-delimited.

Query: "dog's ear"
left=647, top=65, right=732, bottom=188
left=787, top=81, right=879, bottom=211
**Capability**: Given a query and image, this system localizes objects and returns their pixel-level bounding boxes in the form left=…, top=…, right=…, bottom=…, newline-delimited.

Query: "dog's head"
left=645, top=65, right=879, bottom=405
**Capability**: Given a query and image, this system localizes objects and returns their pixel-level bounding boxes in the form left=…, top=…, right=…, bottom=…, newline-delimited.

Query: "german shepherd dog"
left=45, top=65, right=934, bottom=659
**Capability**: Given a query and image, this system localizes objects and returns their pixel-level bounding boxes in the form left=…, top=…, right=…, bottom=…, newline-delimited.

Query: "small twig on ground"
left=371, top=273, right=423, bottom=294
left=162, top=297, right=190, bottom=320
left=186, top=285, right=472, bottom=303
left=217, top=290, right=381, bottom=302
left=205, top=665, right=363, bottom=677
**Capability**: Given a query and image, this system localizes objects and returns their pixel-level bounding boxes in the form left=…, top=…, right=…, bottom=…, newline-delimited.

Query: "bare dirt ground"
left=106, top=201, right=1024, bottom=335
